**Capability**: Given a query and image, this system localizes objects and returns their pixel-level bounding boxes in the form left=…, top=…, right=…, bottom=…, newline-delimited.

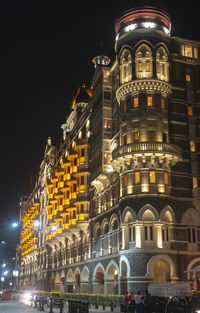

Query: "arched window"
left=135, top=44, right=153, bottom=79
left=156, top=47, right=169, bottom=82
left=120, top=49, right=132, bottom=84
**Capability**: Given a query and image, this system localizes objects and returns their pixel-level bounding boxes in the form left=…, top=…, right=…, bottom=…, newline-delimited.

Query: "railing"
left=112, top=142, right=182, bottom=159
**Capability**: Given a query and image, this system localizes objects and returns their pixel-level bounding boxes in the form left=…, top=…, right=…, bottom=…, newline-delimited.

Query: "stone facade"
left=17, top=6, right=200, bottom=295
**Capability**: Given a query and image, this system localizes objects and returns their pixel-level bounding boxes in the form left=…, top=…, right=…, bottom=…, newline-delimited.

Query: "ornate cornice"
left=116, top=79, right=172, bottom=103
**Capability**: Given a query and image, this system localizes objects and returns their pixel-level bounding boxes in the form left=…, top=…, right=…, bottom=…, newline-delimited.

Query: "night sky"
left=0, top=0, right=200, bottom=257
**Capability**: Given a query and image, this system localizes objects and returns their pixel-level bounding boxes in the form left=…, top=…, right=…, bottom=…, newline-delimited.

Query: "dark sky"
left=0, top=0, right=200, bottom=254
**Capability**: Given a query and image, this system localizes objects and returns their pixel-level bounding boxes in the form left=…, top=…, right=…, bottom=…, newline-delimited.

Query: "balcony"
left=113, top=142, right=181, bottom=159
left=112, top=142, right=182, bottom=169
left=116, top=79, right=172, bottom=103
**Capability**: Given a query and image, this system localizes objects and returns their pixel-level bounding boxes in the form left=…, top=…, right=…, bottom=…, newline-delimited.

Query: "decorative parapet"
left=116, top=79, right=172, bottom=103
left=112, top=142, right=182, bottom=160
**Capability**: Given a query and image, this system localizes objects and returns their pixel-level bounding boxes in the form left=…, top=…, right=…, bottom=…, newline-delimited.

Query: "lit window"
left=164, top=173, right=169, bottom=185
left=120, top=49, right=132, bottom=84
left=190, top=141, right=195, bottom=152
left=188, top=106, right=193, bottom=116
left=135, top=172, right=140, bottom=184
left=186, top=74, right=191, bottom=82
left=181, top=45, right=198, bottom=58
left=147, top=96, right=153, bottom=107
left=156, top=47, right=169, bottom=82
left=193, top=177, right=198, bottom=189
left=161, top=98, right=165, bottom=109
left=123, top=102, right=126, bottom=112
left=133, top=97, right=139, bottom=108
left=124, top=175, right=128, bottom=187
left=133, top=131, right=140, bottom=142
left=135, top=44, right=153, bottom=79
left=150, top=171, right=156, bottom=183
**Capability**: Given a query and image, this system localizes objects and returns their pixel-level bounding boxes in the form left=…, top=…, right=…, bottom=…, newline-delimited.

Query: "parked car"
left=165, top=295, right=200, bottom=313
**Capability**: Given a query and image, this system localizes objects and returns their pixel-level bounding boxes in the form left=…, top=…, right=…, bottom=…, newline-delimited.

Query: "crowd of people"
left=124, top=290, right=152, bottom=313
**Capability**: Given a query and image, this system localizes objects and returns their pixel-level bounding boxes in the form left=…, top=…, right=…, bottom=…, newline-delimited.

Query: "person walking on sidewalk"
left=135, top=291, right=142, bottom=313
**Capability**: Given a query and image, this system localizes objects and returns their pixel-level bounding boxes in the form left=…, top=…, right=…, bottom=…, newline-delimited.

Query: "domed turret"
left=71, top=83, right=92, bottom=109
left=92, top=43, right=111, bottom=68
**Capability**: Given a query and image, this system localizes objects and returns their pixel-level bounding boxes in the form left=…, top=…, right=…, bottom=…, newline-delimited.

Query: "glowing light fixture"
left=143, top=22, right=156, bottom=29
left=163, top=26, right=170, bottom=34
left=51, top=225, right=57, bottom=232
left=125, top=23, right=137, bottom=32
left=115, top=34, right=119, bottom=41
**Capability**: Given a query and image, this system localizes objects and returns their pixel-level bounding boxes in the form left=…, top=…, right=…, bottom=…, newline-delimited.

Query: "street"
left=0, top=301, right=42, bottom=312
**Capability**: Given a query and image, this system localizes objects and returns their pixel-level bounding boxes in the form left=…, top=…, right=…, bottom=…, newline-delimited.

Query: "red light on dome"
left=115, top=7, right=171, bottom=34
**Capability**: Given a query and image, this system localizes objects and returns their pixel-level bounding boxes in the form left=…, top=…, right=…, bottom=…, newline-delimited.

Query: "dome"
left=71, top=83, right=92, bottom=109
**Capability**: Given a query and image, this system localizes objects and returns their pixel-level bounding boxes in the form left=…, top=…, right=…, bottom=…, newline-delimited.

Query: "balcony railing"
left=112, top=142, right=182, bottom=160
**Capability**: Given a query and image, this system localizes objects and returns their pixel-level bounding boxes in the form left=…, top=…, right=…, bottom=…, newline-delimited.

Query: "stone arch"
left=120, top=256, right=130, bottom=295
left=122, top=207, right=137, bottom=223
left=120, top=48, right=132, bottom=84
left=147, top=254, right=176, bottom=282
left=110, top=213, right=119, bottom=230
left=160, top=205, right=175, bottom=222
left=135, top=43, right=153, bottom=79
left=156, top=45, right=169, bottom=82
left=182, top=208, right=200, bottom=226
left=105, top=260, right=119, bottom=294
left=81, top=266, right=89, bottom=293
left=82, top=266, right=89, bottom=282
left=186, top=257, right=200, bottom=280
left=138, top=204, right=159, bottom=221
left=94, top=222, right=101, bottom=239
left=66, top=269, right=74, bottom=283
left=102, top=218, right=109, bottom=234
left=74, top=267, right=81, bottom=292
left=93, top=262, right=105, bottom=294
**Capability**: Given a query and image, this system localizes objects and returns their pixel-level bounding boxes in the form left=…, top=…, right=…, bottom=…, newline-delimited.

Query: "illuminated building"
left=17, top=6, right=200, bottom=294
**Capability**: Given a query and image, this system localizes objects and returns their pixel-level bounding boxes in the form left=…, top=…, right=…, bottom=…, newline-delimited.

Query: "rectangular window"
left=146, top=61, right=150, bottom=71
left=81, top=148, right=85, bottom=157
left=129, top=227, right=132, bottom=241
left=123, top=134, right=127, bottom=145
left=80, top=204, right=84, bottom=213
left=181, top=45, right=198, bottom=58
left=187, top=228, right=191, bottom=243
left=80, top=176, right=84, bottom=185
left=123, top=102, right=126, bottom=112
left=150, top=171, right=156, bottom=183
left=147, top=131, right=155, bottom=141
left=193, top=177, right=198, bottom=189
left=74, top=158, right=77, bottom=166
left=161, top=98, right=165, bottom=109
left=192, top=228, right=196, bottom=243
left=135, top=172, right=140, bottom=184
left=124, top=175, right=128, bottom=187
left=133, top=97, right=139, bottom=108
left=147, top=96, right=153, bottom=107
left=150, top=226, right=153, bottom=241
left=145, top=226, right=148, bottom=241
left=133, top=131, right=140, bottom=142
left=132, top=227, right=135, bottom=241
left=186, top=74, right=191, bottom=82
left=164, top=173, right=169, bottom=185
left=138, top=61, right=142, bottom=71
left=188, top=106, right=193, bottom=116
left=73, top=184, right=77, bottom=192
left=162, top=228, right=165, bottom=241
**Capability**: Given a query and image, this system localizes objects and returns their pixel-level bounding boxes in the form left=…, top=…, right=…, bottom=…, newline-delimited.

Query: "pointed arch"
left=138, top=204, right=159, bottom=221
left=105, top=260, right=119, bottom=280
left=102, top=218, right=109, bottom=234
left=119, top=255, right=130, bottom=278
left=81, top=266, right=89, bottom=282
left=92, top=262, right=105, bottom=280
left=122, top=207, right=137, bottom=223
left=160, top=205, right=175, bottom=222
left=120, top=48, right=132, bottom=84
left=66, top=269, right=74, bottom=282
left=156, top=46, right=169, bottom=82
left=182, top=208, right=200, bottom=226
left=135, top=44, right=153, bottom=79
left=110, top=213, right=119, bottom=231
left=147, top=254, right=177, bottom=279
